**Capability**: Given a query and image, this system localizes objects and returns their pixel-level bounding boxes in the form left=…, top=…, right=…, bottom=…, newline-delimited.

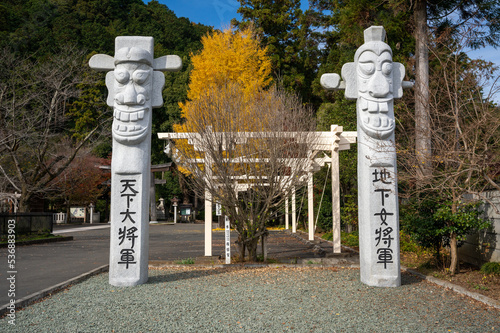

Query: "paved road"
left=0, top=223, right=338, bottom=307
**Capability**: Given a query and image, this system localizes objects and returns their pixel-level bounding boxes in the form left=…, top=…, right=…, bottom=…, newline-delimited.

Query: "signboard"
left=70, top=207, right=85, bottom=219
left=216, top=202, right=222, bottom=216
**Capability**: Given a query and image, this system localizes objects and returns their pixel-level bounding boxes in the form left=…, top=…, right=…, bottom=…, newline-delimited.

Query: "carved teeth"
left=114, top=109, right=146, bottom=122
left=361, top=98, right=368, bottom=111
left=373, top=116, right=381, bottom=127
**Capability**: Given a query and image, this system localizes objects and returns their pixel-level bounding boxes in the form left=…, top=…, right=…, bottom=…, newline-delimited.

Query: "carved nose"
left=116, top=83, right=145, bottom=105
left=369, top=71, right=390, bottom=98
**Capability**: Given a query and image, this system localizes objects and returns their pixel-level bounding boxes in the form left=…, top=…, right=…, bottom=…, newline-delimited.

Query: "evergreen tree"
left=232, top=0, right=320, bottom=104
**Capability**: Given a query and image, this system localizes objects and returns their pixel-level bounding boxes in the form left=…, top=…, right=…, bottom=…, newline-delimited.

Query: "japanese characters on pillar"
left=321, top=26, right=412, bottom=287
left=225, top=215, right=231, bottom=264
left=89, top=36, right=182, bottom=287
left=117, top=176, right=140, bottom=269
left=371, top=167, right=396, bottom=269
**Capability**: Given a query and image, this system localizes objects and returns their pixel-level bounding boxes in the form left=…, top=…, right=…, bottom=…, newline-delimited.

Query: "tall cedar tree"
left=232, top=0, right=320, bottom=104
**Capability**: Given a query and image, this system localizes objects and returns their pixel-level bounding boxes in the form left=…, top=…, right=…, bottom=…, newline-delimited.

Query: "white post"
left=285, top=197, right=289, bottom=230
left=173, top=205, right=177, bottom=224
left=292, top=187, right=297, bottom=233
left=225, top=215, right=231, bottom=264
left=308, top=171, right=314, bottom=241
left=89, top=204, right=94, bottom=224
left=150, top=171, right=158, bottom=224
left=331, top=125, right=342, bottom=253
left=205, top=188, right=212, bottom=256
left=90, top=36, right=182, bottom=287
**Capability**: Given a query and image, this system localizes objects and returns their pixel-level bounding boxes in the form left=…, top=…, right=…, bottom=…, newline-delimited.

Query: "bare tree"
left=169, top=82, right=317, bottom=261
left=398, top=29, right=500, bottom=274
left=0, top=47, right=109, bottom=211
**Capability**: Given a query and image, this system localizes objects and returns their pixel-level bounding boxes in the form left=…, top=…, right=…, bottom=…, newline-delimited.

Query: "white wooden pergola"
left=158, top=125, right=356, bottom=255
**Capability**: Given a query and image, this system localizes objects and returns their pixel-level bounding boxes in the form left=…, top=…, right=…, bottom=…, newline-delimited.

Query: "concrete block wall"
left=459, top=191, right=500, bottom=266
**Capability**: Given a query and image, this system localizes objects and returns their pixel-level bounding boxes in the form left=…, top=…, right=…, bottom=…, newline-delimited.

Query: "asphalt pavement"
left=0, top=222, right=348, bottom=308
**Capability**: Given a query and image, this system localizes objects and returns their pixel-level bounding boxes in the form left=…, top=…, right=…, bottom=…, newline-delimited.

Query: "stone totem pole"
left=90, top=37, right=182, bottom=286
left=321, top=26, right=412, bottom=287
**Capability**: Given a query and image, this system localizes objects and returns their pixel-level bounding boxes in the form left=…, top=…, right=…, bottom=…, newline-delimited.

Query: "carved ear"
left=341, top=63, right=357, bottom=100
left=151, top=71, right=166, bottom=108
left=393, top=63, right=405, bottom=99
left=105, top=71, right=115, bottom=107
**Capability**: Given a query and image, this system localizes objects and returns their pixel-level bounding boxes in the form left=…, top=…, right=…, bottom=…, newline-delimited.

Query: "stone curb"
left=0, top=264, right=109, bottom=317
left=288, top=229, right=500, bottom=310
left=0, top=236, right=73, bottom=248
left=401, top=266, right=500, bottom=310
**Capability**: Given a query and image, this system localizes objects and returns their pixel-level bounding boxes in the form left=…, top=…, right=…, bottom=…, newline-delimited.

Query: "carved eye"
left=382, top=62, right=393, bottom=75
left=359, top=62, right=375, bottom=76
left=115, top=69, right=129, bottom=84
left=133, top=70, right=150, bottom=85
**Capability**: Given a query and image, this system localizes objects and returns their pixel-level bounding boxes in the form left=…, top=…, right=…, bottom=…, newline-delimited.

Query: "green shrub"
left=322, top=231, right=359, bottom=247
left=480, top=262, right=500, bottom=275
left=342, top=231, right=359, bottom=247
left=399, top=231, right=422, bottom=253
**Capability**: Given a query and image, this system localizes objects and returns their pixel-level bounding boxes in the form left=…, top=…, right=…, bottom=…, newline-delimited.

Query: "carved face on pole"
left=355, top=39, right=395, bottom=139
left=108, top=47, right=155, bottom=145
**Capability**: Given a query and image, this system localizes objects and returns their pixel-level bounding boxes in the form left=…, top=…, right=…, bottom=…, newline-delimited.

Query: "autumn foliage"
left=174, top=26, right=272, bottom=134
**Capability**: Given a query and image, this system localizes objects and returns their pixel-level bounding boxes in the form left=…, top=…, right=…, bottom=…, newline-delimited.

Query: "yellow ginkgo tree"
left=174, top=26, right=272, bottom=134
left=171, top=27, right=315, bottom=261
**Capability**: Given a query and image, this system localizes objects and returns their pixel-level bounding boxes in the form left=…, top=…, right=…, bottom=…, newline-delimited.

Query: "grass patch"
left=175, top=258, right=195, bottom=265
left=0, top=232, right=62, bottom=244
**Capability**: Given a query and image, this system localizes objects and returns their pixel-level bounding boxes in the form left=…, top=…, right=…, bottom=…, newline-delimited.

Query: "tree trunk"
left=247, top=237, right=259, bottom=262
left=237, top=234, right=246, bottom=261
left=449, top=232, right=459, bottom=275
left=414, top=0, right=432, bottom=181
left=261, top=234, right=268, bottom=262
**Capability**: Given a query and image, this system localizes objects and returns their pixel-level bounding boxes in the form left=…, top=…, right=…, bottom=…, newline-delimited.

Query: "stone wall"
left=459, top=191, right=500, bottom=266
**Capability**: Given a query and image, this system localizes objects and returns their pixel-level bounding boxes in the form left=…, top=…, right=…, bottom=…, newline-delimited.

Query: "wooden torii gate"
left=158, top=125, right=356, bottom=255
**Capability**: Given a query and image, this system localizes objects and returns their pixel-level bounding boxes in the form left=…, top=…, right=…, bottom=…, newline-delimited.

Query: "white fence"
left=53, top=212, right=67, bottom=224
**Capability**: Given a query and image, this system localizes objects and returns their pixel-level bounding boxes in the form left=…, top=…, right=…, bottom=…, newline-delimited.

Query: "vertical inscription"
left=371, top=167, right=396, bottom=269
left=116, top=176, right=140, bottom=269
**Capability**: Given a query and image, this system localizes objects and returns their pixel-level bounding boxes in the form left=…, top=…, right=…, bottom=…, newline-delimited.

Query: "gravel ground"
left=1, top=266, right=499, bottom=332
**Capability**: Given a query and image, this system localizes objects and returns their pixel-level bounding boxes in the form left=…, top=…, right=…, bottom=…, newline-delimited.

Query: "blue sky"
left=147, top=0, right=499, bottom=98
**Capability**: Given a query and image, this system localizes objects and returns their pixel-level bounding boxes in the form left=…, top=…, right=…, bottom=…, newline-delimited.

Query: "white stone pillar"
left=321, top=26, right=412, bottom=287
left=285, top=197, right=289, bottom=230
left=205, top=188, right=212, bottom=256
left=308, top=171, right=314, bottom=241
left=150, top=171, right=158, bottom=224
left=90, top=36, right=181, bottom=287
left=225, top=215, right=231, bottom=264
left=292, top=187, right=297, bottom=233
left=331, top=126, right=342, bottom=253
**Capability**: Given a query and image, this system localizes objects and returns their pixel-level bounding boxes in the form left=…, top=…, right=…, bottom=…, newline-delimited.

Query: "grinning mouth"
left=359, top=96, right=395, bottom=139
left=112, top=107, right=149, bottom=144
